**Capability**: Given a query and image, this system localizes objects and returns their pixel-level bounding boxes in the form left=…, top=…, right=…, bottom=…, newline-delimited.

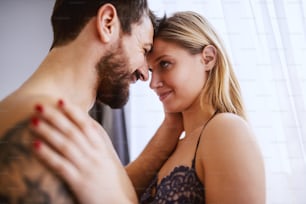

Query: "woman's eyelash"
left=160, top=61, right=170, bottom=68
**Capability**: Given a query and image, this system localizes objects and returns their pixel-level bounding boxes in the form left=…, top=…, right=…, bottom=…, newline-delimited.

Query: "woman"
left=139, top=11, right=265, bottom=203
left=31, top=11, right=265, bottom=203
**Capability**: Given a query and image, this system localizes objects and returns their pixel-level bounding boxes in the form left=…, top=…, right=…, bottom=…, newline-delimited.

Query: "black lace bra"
left=140, top=163, right=205, bottom=204
left=140, top=112, right=217, bottom=204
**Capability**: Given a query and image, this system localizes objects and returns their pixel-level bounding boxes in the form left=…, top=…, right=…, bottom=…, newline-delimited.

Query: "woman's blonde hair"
left=154, top=11, right=246, bottom=120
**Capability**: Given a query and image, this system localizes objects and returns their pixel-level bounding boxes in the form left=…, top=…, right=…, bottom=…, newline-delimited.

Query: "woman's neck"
left=182, top=101, right=215, bottom=138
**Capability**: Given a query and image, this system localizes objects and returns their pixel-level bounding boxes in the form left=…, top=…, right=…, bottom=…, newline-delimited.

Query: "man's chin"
left=108, top=100, right=128, bottom=109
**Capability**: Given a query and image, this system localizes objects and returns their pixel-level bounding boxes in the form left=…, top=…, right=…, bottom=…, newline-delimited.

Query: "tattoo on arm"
left=0, top=120, right=78, bottom=204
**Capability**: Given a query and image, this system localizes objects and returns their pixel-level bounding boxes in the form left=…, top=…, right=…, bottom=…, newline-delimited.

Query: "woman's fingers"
left=34, top=102, right=94, bottom=156
left=32, top=139, right=80, bottom=188
left=30, top=116, right=87, bottom=170
left=55, top=100, right=106, bottom=149
left=31, top=100, right=112, bottom=170
left=56, top=100, right=93, bottom=135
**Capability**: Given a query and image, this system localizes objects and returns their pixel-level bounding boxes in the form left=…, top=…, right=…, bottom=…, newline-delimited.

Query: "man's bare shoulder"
left=0, top=95, right=78, bottom=204
left=0, top=93, right=56, bottom=137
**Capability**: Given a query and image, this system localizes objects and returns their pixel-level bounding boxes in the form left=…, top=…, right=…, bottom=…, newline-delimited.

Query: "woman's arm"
left=125, top=112, right=183, bottom=197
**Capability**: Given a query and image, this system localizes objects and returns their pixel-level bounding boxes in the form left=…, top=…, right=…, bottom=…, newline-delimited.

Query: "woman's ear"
left=96, top=3, right=120, bottom=43
left=201, top=45, right=217, bottom=71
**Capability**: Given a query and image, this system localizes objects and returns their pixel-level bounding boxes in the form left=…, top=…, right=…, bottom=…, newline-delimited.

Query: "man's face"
left=95, top=40, right=130, bottom=109
left=95, top=16, right=154, bottom=108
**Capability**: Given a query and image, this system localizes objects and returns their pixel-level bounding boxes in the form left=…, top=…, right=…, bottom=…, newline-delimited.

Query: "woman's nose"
left=149, top=71, right=161, bottom=90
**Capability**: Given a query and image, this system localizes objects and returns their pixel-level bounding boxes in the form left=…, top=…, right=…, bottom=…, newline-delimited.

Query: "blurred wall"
left=0, top=0, right=54, bottom=100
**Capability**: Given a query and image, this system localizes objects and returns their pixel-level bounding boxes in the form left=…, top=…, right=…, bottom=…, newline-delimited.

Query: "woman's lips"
left=158, top=91, right=172, bottom=101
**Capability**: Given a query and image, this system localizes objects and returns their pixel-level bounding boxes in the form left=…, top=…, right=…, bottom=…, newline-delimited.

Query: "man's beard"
left=95, top=41, right=131, bottom=109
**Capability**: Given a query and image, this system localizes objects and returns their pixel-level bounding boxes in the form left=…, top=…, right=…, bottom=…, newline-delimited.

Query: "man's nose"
left=137, top=60, right=149, bottom=81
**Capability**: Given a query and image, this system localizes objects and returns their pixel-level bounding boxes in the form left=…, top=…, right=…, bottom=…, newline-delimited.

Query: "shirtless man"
left=0, top=1, right=182, bottom=203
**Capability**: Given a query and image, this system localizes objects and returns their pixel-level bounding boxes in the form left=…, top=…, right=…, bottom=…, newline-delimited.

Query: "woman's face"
left=148, top=39, right=207, bottom=113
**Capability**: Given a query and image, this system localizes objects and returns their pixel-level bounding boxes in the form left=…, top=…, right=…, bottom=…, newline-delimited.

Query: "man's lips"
left=130, top=75, right=137, bottom=83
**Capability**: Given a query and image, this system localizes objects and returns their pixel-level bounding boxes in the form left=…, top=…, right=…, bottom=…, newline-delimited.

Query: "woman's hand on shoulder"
left=200, top=113, right=265, bottom=204
left=29, top=99, right=137, bottom=204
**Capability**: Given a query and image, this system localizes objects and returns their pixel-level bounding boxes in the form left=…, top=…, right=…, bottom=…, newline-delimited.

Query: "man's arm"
left=0, top=119, right=78, bottom=204
left=125, top=113, right=183, bottom=198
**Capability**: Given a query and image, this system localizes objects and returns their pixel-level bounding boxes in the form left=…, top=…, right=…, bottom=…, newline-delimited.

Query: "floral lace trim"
left=140, top=165, right=205, bottom=204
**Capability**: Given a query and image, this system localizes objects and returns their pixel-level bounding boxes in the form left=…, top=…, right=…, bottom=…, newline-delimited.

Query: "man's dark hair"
left=50, top=0, right=154, bottom=48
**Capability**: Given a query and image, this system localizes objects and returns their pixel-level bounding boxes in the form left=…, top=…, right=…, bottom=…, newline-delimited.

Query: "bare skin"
left=26, top=99, right=183, bottom=202
left=0, top=3, right=154, bottom=203
left=0, top=97, right=77, bottom=204
left=145, top=38, right=266, bottom=203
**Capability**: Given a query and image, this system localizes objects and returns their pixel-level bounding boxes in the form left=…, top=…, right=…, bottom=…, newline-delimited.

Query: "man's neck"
left=21, top=46, right=98, bottom=112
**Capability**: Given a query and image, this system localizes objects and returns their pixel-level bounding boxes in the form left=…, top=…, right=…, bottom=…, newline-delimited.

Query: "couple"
left=0, top=0, right=265, bottom=203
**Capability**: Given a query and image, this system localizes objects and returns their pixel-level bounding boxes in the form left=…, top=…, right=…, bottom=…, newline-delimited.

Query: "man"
left=0, top=0, right=182, bottom=203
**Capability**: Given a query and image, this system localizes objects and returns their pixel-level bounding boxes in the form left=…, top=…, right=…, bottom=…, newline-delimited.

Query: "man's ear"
left=201, top=45, right=217, bottom=71
left=96, top=3, right=119, bottom=43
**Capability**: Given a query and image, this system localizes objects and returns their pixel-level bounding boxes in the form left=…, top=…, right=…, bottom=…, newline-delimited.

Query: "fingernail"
left=31, top=117, right=40, bottom=127
left=58, top=99, right=64, bottom=108
left=35, top=104, right=44, bottom=113
left=33, top=139, right=41, bottom=150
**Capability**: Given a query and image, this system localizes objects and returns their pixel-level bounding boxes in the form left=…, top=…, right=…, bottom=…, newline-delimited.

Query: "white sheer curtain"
left=128, top=0, right=306, bottom=203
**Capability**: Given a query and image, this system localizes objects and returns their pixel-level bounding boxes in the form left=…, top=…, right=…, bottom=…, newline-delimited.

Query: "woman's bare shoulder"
left=200, top=112, right=261, bottom=165
left=205, top=112, right=253, bottom=140
left=199, top=113, right=265, bottom=203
